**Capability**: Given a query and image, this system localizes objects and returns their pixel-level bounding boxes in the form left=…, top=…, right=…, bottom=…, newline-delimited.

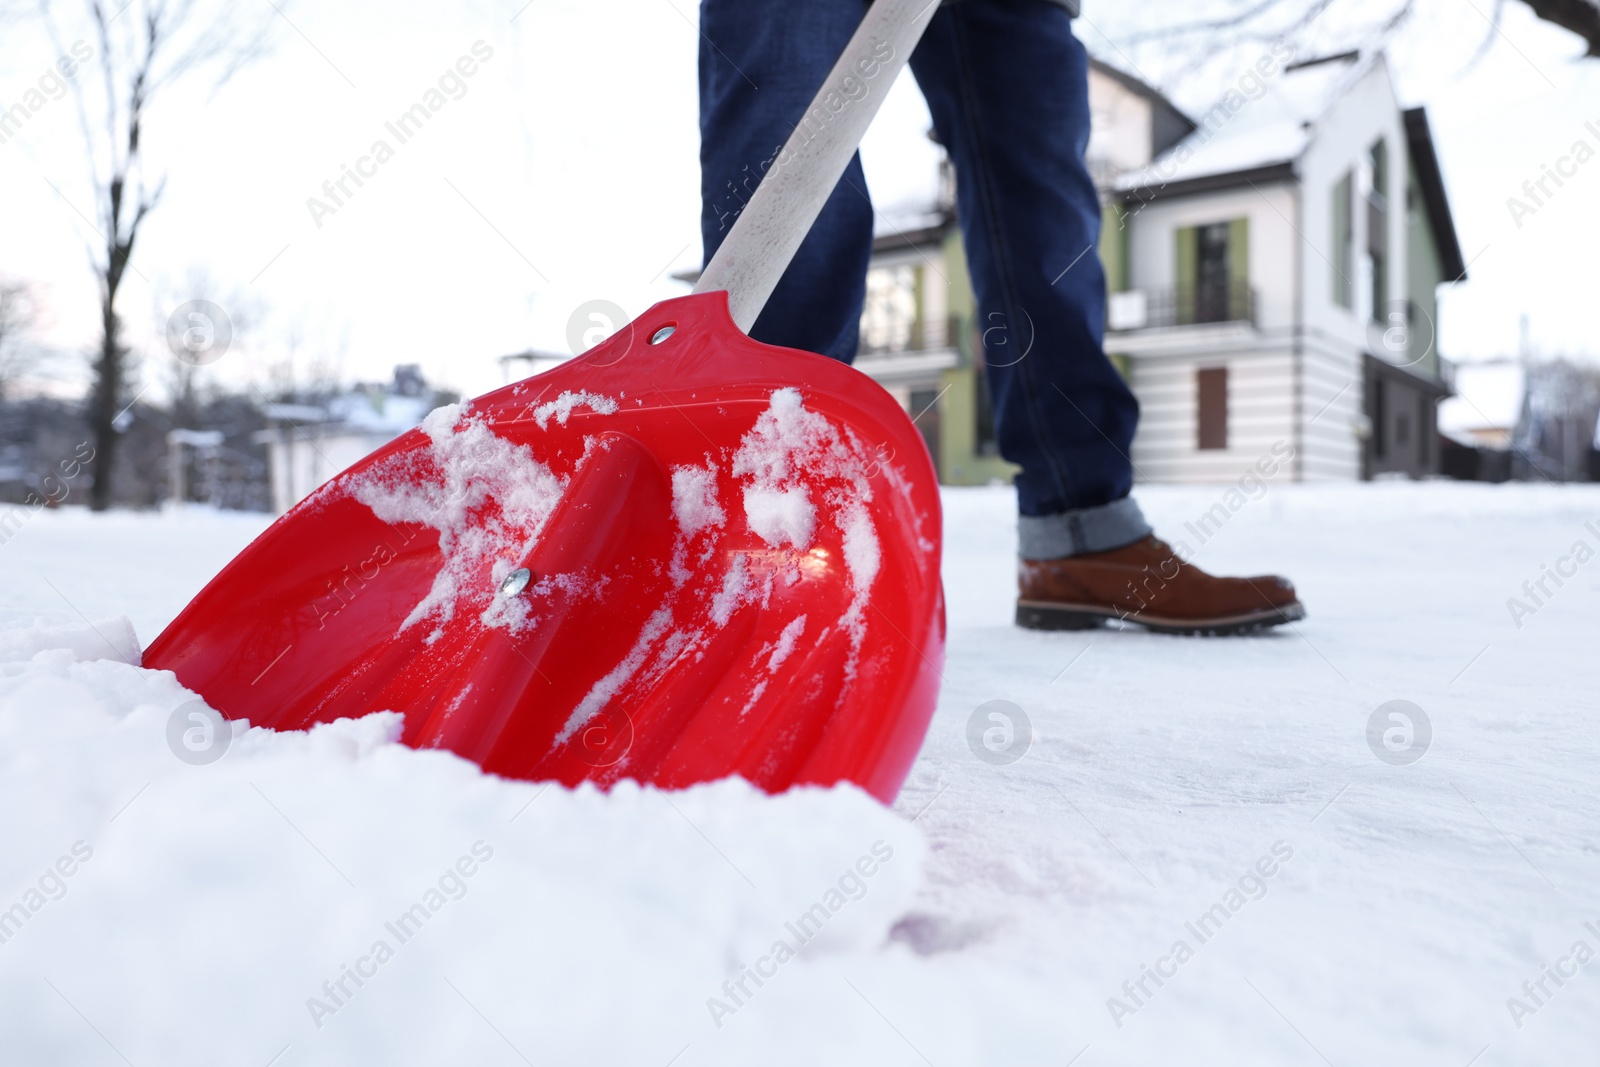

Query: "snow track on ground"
left=0, top=482, right=1597, bottom=1064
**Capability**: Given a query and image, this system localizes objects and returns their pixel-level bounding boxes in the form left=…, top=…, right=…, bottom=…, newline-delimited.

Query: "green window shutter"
left=911, top=264, right=925, bottom=351
left=1332, top=172, right=1353, bottom=308
left=1227, top=217, right=1249, bottom=321
left=1099, top=201, right=1128, bottom=292
left=1174, top=225, right=1197, bottom=325
left=1367, top=140, right=1389, bottom=324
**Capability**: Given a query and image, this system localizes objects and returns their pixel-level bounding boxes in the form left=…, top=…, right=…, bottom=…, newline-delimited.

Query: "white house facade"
left=1110, top=51, right=1466, bottom=482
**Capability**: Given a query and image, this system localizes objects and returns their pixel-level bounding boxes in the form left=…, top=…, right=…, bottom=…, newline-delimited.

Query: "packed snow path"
left=0, top=482, right=1596, bottom=1064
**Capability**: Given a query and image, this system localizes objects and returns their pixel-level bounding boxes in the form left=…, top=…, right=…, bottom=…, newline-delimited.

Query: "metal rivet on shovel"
left=499, top=568, right=532, bottom=597
left=650, top=325, right=676, bottom=344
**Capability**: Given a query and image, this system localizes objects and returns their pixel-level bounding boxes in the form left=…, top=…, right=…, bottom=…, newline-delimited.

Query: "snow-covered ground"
left=1, top=481, right=1597, bottom=1065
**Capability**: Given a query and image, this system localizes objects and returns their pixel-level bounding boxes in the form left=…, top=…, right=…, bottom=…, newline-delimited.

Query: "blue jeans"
left=699, top=0, right=1150, bottom=558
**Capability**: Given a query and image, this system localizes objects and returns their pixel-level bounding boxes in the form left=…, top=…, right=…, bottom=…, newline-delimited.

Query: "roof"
left=865, top=60, right=1194, bottom=251
left=872, top=212, right=953, bottom=253
left=1402, top=107, right=1468, bottom=281
left=1115, top=50, right=1377, bottom=200
left=1087, top=57, right=1197, bottom=154
left=1088, top=56, right=1176, bottom=108
left=326, top=390, right=434, bottom=434
left=263, top=390, right=434, bottom=437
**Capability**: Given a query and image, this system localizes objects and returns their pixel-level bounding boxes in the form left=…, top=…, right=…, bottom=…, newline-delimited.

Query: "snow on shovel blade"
left=144, top=292, right=945, bottom=803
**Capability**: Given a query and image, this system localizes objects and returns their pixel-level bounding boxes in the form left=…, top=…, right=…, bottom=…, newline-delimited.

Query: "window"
left=1195, top=222, right=1231, bottom=324
left=1175, top=218, right=1249, bottom=325
left=1371, top=377, right=1387, bottom=459
left=860, top=264, right=919, bottom=354
left=1367, top=138, right=1388, bottom=322
left=1197, top=366, right=1228, bottom=450
left=1417, top=393, right=1431, bottom=467
left=1332, top=170, right=1354, bottom=309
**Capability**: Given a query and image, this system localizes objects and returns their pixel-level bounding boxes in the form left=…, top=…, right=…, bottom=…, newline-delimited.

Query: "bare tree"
left=1117, top=0, right=1599, bottom=84
left=27, top=0, right=278, bottom=509
left=1518, top=0, right=1600, bottom=56
left=156, top=269, right=262, bottom=428
left=1515, top=356, right=1600, bottom=479
left=0, top=281, right=42, bottom=401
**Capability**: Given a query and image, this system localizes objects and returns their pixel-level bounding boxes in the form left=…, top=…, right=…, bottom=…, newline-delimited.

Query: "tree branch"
left=1112, top=0, right=1596, bottom=65
left=1518, top=0, right=1600, bottom=55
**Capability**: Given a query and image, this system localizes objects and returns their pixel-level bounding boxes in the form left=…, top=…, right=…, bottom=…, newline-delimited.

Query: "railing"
left=857, top=315, right=956, bottom=357
left=1107, top=282, right=1256, bottom=332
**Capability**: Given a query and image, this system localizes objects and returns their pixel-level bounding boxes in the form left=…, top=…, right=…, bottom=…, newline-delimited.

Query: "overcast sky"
left=1, top=0, right=1596, bottom=402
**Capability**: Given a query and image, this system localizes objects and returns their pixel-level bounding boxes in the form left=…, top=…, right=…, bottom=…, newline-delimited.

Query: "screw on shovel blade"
left=499, top=567, right=532, bottom=597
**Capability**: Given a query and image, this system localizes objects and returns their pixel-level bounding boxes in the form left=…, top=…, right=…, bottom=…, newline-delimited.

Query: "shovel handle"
left=693, top=0, right=939, bottom=333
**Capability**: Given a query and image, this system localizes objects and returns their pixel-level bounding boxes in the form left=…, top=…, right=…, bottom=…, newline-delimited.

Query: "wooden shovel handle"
left=693, top=0, right=940, bottom=332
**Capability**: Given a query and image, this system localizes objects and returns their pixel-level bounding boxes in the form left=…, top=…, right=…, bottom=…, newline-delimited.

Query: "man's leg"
left=909, top=0, right=1149, bottom=558
left=910, top=1, right=1303, bottom=633
left=698, top=0, right=873, bottom=363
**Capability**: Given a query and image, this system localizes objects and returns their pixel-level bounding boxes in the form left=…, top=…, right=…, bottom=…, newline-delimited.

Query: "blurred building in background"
left=858, top=58, right=1195, bottom=484
left=1437, top=355, right=1600, bottom=483
left=0, top=393, right=269, bottom=511
left=260, top=364, right=449, bottom=514
left=858, top=49, right=1470, bottom=485
left=2, top=54, right=1590, bottom=515
left=1437, top=359, right=1522, bottom=482
left=1509, top=358, right=1600, bottom=481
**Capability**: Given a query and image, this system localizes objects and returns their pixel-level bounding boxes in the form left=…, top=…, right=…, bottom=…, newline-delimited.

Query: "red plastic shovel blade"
left=144, top=291, right=945, bottom=803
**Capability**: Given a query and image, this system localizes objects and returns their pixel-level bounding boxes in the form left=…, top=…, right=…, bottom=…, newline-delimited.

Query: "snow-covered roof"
left=326, top=391, right=435, bottom=434
left=262, top=371, right=440, bottom=439
left=1153, top=122, right=1310, bottom=185
left=1438, top=361, right=1525, bottom=435
left=872, top=207, right=949, bottom=242
left=1116, top=51, right=1376, bottom=194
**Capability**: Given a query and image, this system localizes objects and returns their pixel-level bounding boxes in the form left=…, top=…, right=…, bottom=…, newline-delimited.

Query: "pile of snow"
left=671, top=462, right=727, bottom=537
left=0, top=619, right=929, bottom=1065
left=734, top=387, right=856, bottom=553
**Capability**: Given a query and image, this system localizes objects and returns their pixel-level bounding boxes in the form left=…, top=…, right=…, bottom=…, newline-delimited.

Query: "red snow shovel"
left=144, top=0, right=945, bottom=803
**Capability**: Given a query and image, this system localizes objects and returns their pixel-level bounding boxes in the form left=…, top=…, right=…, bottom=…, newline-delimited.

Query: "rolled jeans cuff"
left=1017, top=496, right=1151, bottom=560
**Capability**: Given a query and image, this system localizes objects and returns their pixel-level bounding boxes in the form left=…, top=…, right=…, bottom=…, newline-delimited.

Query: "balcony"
left=1107, top=281, right=1257, bottom=333
left=855, top=307, right=960, bottom=388
left=858, top=313, right=959, bottom=358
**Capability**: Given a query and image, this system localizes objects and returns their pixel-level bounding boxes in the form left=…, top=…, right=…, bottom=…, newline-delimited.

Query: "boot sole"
left=1015, top=599, right=1306, bottom=637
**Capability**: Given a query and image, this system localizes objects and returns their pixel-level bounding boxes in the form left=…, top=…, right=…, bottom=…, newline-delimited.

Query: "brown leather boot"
left=1016, top=536, right=1305, bottom=635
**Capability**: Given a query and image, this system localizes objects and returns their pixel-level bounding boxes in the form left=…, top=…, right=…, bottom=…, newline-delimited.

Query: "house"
left=1508, top=358, right=1600, bottom=480
left=856, top=49, right=1467, bottom=484
left=857, top=58, right=1195, bottom=484
left=1438, top=360, right=1524, bottom=451
left=1437, top=357, right=1600, bottom=482
left=1110, top=50, right=1466, bottom=481
left=1437, top=359, right=1522, bottom=482
left=259, top=364, right=446, bottom=514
